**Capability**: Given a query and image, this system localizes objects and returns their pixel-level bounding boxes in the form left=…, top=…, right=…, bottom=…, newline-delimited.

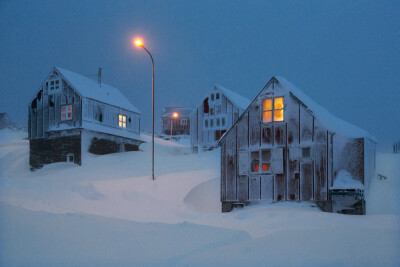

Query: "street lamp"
left=134, top=38, right=155, bottom=181
left=171, top=112, right=179, bottom=141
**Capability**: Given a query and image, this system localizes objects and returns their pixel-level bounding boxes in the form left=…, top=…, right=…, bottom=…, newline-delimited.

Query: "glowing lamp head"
left=134, top=39, right=143, bottom=47
left=172, top=112, right=179, bottom=118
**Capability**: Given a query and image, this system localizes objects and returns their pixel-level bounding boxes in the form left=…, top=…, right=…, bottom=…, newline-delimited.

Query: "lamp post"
left=170, top=112, right=179, bottom=142
left=134, top=38, right=155, bottom=181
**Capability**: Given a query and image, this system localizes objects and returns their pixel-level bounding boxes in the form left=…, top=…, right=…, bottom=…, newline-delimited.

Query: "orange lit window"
left=261, top=150, right=271, bottom=172
left=251, top=151, right=259, bottom=172
left=251, top=150, right=271, bottom=173
left=262, top=163, right=270, bottom=171
left=118, top=114, right=126, bottom=128
left=61, top=105, right=72, bottom=121
left=262, top=97, right=284, bottom=122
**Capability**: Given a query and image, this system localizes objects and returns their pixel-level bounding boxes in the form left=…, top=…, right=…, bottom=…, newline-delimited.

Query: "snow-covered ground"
left=0, top=129, right=399, bottom=266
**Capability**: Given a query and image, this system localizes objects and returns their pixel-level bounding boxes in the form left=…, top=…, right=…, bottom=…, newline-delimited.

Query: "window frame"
left=250, top=149, right=272, bottom=174
left=181, top=119, right=188, bottom=126
left=262, top=96, right=284, bottom=123
left=61, top=104, right=73, bottom=121
left=118, top=114, right=127, bottom=128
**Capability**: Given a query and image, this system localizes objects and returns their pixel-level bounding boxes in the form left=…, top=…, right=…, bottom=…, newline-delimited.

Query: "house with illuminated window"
left=190, top=84, right=250, bottom=152
left=28, top=67, right=142, bottom=170
left=219, top=76, right=376, bottom=214
left=161, top=107, right=194, bottom=136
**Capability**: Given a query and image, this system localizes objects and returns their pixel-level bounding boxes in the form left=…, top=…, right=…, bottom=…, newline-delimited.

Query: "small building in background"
left=191, top=84, right=250, bottom=152
left=219, top=76, right=376, bottom=214
left=394, top=140, right=400, bottom=154
left=28, top=66, right=143, bottom=170
left=161, top=107, right=194, bottom=135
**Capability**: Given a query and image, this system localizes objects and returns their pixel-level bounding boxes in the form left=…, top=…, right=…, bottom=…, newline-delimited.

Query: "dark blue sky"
left=1, top=0, right=399, bottom=151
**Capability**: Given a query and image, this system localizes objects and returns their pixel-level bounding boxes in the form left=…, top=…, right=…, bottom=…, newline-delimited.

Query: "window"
left=302, top=147, right=311, bottom=158
left=205, top=119, right=208, bottom=128
left=261, top=150, right=271, bottom=172
left=210, top=108, right=214, bottom=115
left=215, top=105, right=221, bottom=114
left=222, top=117, right=225, bottom=126
left=203, top=98, right=209, bottom=113
left=61, top=105, right=72, bottom=120
left=49, top=79, right=60, bottom=91
left=210, top=119, right=214, bottom=127
left=216, top=93, right=220, bottom=100
left=181, top=119, right=187, bottom=125
left=251, top=150, right=271, bottom=173
left=216, top=118, right=220, bottom=127
left=215, top=130, right=227, bottom=141
left=119, top=114, right=126, bottom=128
left=251, top=151, right=260, bottom=172
left=262, top=97, right=284, bottom=122
left=211, top=94, right=214, bottom=101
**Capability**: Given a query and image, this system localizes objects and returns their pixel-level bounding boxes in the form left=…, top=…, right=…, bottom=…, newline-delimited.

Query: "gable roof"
left=55, top=67, right=141, bottom=114
left=214, top=84, right=251, bottom=110
left=276, top=76, right=376, bottom=142
left=220, top=76, right=376, bottom=143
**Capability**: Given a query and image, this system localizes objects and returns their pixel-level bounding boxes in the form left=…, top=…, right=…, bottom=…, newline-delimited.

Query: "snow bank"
left=366, top=153, right=400, bottom=215
left=0, top=129, right=399, bottom=265
left=184, top=177, right=221, bottom=213
left=0, top=203, right=250, bottom=266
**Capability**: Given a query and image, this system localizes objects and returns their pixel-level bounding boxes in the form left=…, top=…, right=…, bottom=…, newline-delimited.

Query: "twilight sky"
left=0, top=0, right=399, bottom=151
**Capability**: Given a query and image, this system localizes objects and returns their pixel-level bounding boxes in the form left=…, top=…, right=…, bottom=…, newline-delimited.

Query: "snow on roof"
left=81, top=121, right=143, bottom=142
left=215, top=84, right=251, bottom=111
left=331, top=170, right=365, bottom=190
left=56, top=67, right=141, bottom=114
left=161, top=107, right=195, bottom=118
left=276, top=76, right=376, bottom=142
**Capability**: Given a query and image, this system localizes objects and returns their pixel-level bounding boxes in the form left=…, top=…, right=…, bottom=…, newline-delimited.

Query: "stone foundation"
left=30, top=134, right=81, bottom=170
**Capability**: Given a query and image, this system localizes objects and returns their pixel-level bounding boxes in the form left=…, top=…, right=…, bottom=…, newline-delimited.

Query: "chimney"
left=98, top=67, right=102, bottom=87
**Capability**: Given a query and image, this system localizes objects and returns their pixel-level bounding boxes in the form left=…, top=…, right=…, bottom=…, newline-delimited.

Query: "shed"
left=190, top=84, right=250, bottom=152
left=28, top=67, right=143, bottom=169
left=219, top=77, right=376, bottom=214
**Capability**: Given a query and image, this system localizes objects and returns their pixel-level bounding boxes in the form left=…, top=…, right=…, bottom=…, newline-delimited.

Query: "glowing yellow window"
left=274, top=97, right=284, bottom=121
left=119, top=114, right=127, bottom=128
left=263, top=97, right=284, bottom=122
left=262, top=99, right=273, bottom=122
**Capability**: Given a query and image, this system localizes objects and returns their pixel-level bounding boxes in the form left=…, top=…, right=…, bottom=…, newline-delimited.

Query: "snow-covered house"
left=190, top=85, right=250, bottom=152
left=161, top=107, right=194, bottom=136
left=219, top=77, right=376, bottom=214
left=394, top=140, right=400, bottom=154
left=28, top=67, right=142, bottom=169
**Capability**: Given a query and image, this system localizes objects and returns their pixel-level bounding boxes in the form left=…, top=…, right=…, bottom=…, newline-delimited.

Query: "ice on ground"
left=0, top=128, right=399, bottom=266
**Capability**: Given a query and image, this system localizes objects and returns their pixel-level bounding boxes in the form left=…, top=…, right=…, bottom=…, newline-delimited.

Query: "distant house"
left=161, top=107, right=194, bottom=136
left=394, top=141, right=400, bottom=154
left=190, top=85, right=250, bottom=152
left=219, top=77, right=376, bottom=214
left=28, top=67, right=143, bottom=170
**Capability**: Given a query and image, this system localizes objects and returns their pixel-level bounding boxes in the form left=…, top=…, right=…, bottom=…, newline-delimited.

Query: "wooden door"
left=300, top=162, right=313, bottom=201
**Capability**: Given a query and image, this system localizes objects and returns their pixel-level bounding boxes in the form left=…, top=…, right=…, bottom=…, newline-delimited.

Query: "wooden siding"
left=191, top=88, right=245, bottom=149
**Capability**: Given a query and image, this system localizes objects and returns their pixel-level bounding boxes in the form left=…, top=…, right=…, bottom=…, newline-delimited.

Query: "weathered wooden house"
left=190, top=85, right=250, bottom=152
left=394, top=140, right=400, bottom=154
left=219, top=77, right=376, bottom=214
left=161, top=107, right=194, bottom=135
left=29, top=67, right=143, bottom=169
